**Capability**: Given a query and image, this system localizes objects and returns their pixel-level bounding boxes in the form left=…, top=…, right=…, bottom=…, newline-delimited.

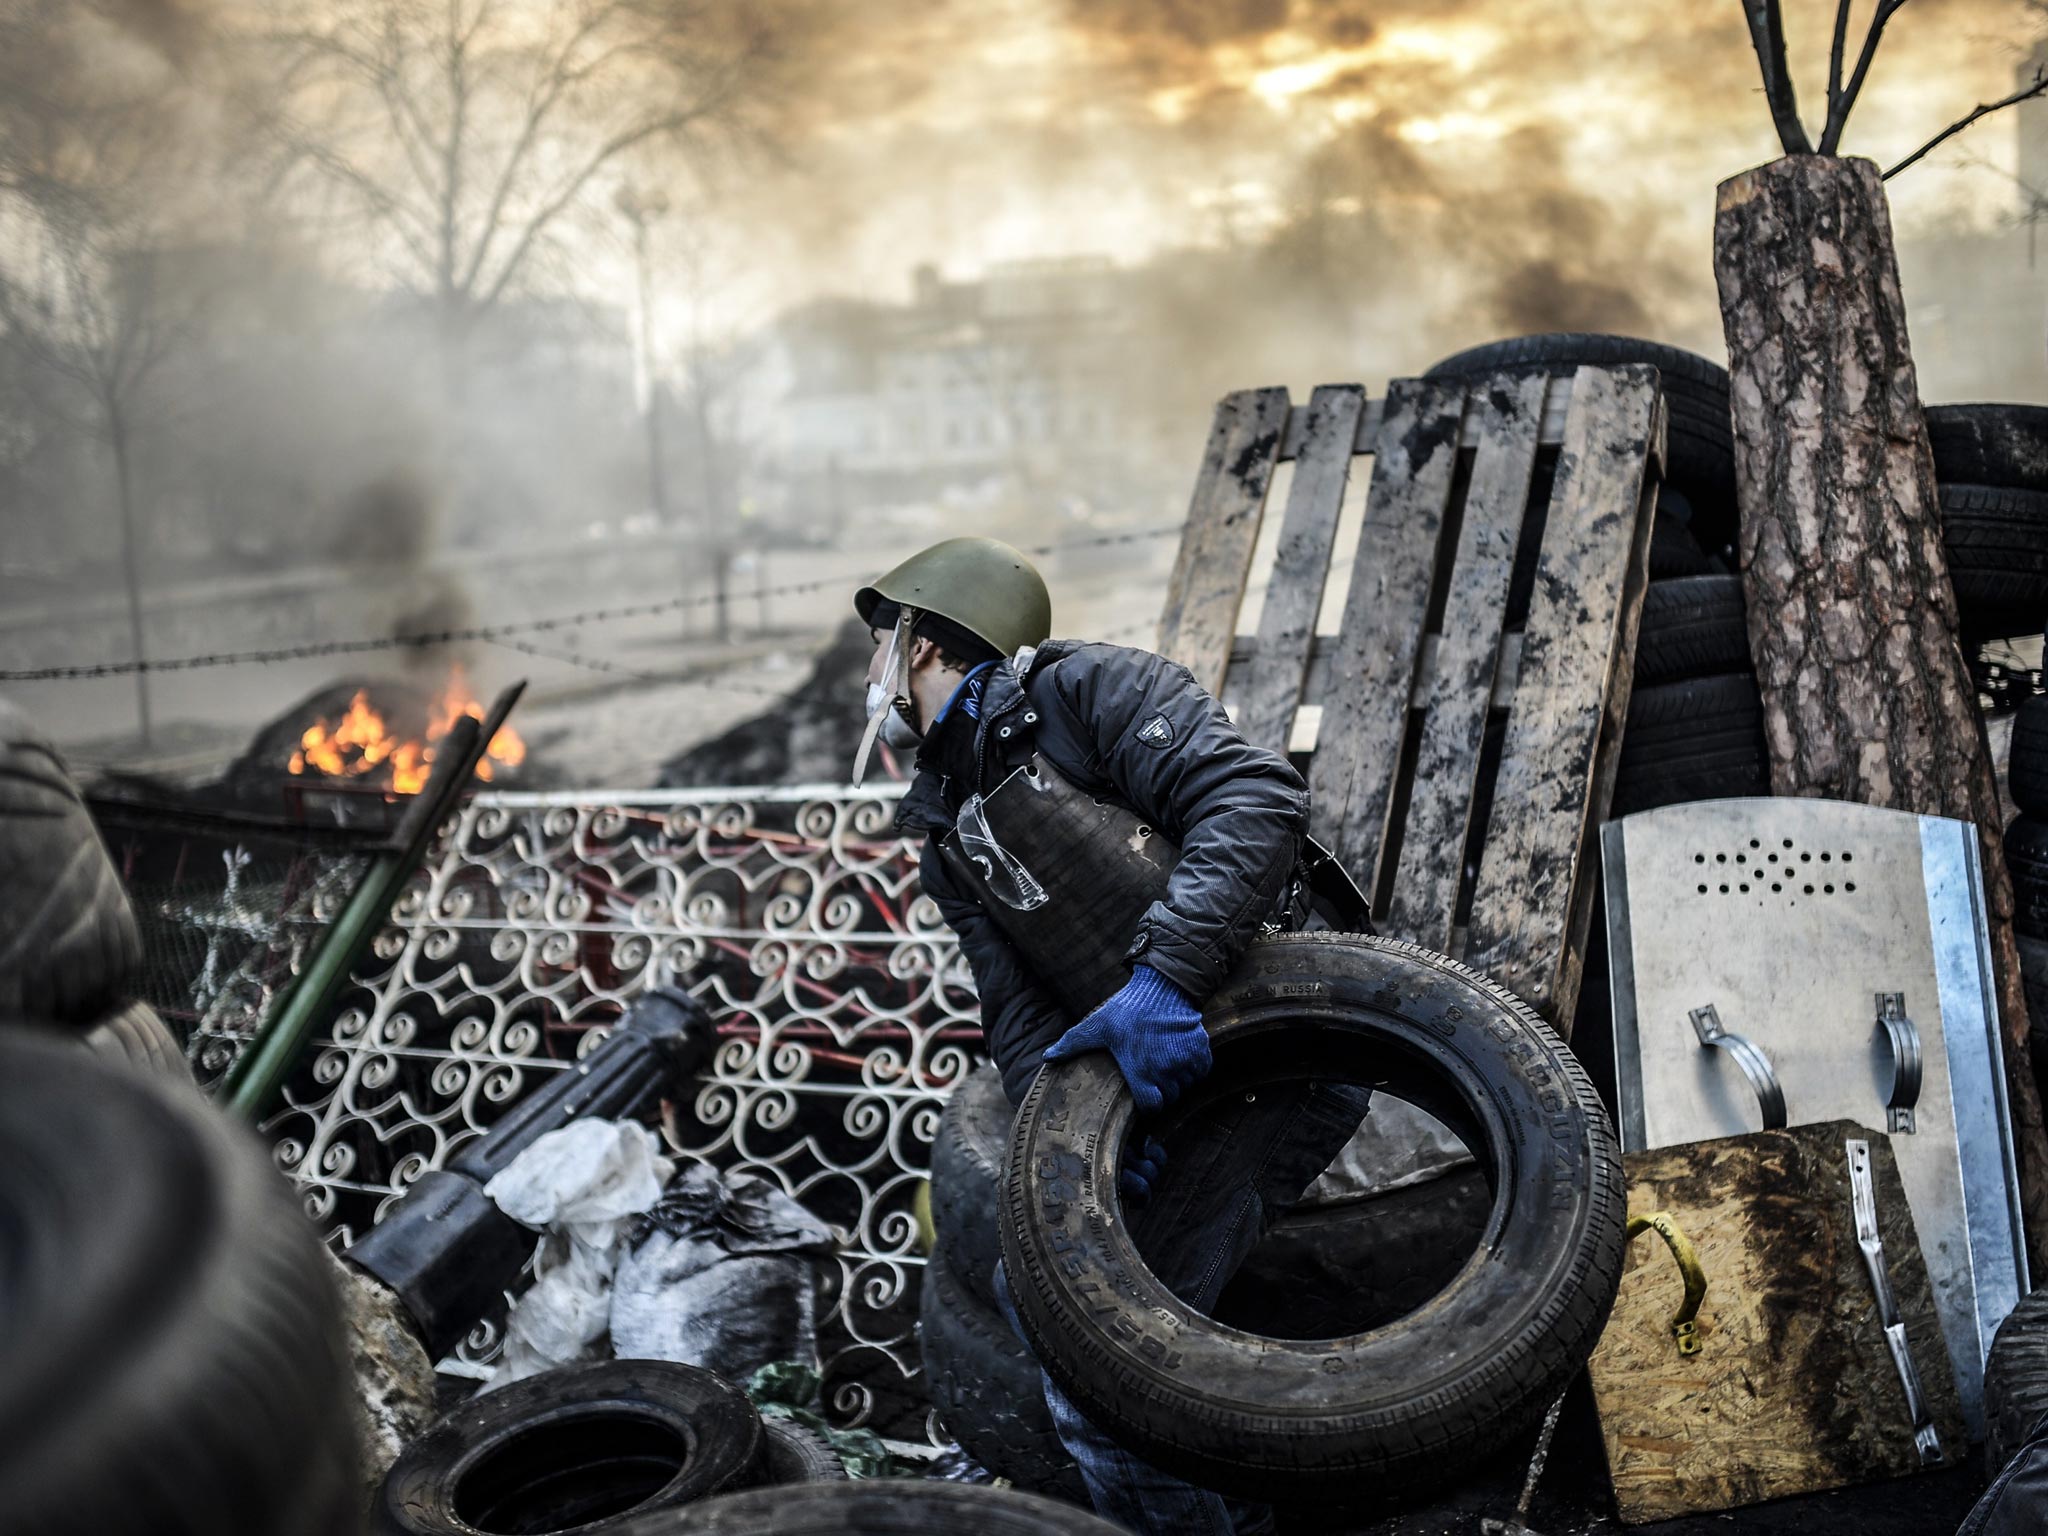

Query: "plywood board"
left=1589, top=1121, right=1965, bottom=1525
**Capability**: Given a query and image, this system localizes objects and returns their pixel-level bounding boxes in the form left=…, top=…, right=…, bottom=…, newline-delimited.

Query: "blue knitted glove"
left=1042, top=964, right=1212, bottom=1113
left=1121, top=1135, right=1168, bottom=1203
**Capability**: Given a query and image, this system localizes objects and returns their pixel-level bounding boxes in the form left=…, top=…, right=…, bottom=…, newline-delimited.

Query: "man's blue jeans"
left=993, top=1076, right=1373, bottom=1535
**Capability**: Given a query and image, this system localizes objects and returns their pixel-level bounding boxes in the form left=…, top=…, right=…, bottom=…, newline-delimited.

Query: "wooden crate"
left=1155, top=367, right=1666, bottom=1028
left=1588, top=1122, right=1966, bottom=1524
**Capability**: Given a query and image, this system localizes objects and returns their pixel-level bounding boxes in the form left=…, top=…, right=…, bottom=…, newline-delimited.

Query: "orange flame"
left=286, top=665, right=524, bottom=794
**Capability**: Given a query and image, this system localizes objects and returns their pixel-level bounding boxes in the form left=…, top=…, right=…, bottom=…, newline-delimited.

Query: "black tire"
left=2006, top=816, right=2048, bottom=942
left=609, top=1482, right=1125, bottom=1534
left=1613, top=674, right=1770, bottom=817
left=2013, top=694, right=2048, bottom=817
left=0, top=1029, right=359, bottom=1536
left=1985, top=1289, right=2048, bottom=1475
left=82, top=997, right=194, bottom=1085
left=1647, top=498, right=1721, bottom=579
left=999, top=933, right=1626, bottom=1503
left=1424, top=333, right=1735, bottom=507
left=2020, top=936, right=2048, bottom=1085
left=932, top=1063, right=1493, bottom=1341
left=0, top=700, right=143, bottom=1022
left=1928, top=404, right=2048, bottom=493
left=1943, top=483, right=2048, bottom=622
left=376, top=1360, right=763, bottom=1535
left=756, top=1417, right=847, bottom=1484
left=918, top=1245, right=1088, bottom=1503
left=931, top=1062, right=1011, bottom=1308
left=1212, top=1166, right=1493, bottom=1340
left=1634, top=576, right=1749, bottom=687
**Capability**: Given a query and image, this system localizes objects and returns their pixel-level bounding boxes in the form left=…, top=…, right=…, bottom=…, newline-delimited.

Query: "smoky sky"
left=706, top=0, right=2045, bottom=374
left=74, top=0, right=2048, bottom=379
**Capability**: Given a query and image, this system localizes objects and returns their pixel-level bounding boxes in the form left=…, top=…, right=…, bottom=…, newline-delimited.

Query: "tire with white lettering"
left=999, top=933, right=1625, bottom=1504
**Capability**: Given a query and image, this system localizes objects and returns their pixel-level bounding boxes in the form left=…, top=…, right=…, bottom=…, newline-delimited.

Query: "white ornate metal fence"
left=189, top=784, right=977, bottom=1437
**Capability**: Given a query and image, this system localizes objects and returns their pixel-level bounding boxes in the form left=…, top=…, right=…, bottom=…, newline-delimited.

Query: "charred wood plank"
left=1383, top=373, right=1546, bottom=951
left=1238, top=385, right=1365, bottom=755
left=1306, top=378, right=1465, bottom=896
left=1157, top=387, right=1289, bottom=697
left=1466, top=364, right=1662, bottom=1025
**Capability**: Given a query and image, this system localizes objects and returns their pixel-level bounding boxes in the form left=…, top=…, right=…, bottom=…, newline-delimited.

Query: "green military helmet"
left=854, top=537, right=1052, bottom=659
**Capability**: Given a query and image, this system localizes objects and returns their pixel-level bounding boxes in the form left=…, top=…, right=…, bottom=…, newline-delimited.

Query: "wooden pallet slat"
left=1156, top=387, right=1291, bottom=696
left=1465, top=363, right=1665, bottom=1023
left=1305, top=378, right=1467, bottom=895
left=1382, top=372, right=1547, bottom=951
left=1238, top=384, right=1366, bottom=755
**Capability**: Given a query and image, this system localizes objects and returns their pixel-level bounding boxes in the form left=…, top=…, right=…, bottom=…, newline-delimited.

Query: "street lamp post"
left=614, top=184, right=671, bottom=528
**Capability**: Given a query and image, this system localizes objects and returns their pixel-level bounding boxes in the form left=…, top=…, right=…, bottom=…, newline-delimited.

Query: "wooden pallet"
left=1155, top=366, right=1666, bottom=1029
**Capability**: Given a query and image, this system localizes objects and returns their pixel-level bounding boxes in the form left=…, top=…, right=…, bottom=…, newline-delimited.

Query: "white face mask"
left=851, top=608, right=921, bottom=784
left=866, top=680, right=924, bottom=748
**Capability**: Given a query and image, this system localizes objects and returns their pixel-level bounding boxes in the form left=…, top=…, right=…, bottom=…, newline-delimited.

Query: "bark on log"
left=1714, top=154, right=2048, bottom=1274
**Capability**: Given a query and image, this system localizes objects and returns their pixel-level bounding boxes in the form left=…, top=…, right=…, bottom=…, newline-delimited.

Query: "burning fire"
left=288, top=666, right=525, bottom=794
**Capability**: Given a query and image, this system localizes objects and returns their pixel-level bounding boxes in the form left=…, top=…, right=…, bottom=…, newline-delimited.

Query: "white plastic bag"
left=482, top=1120, right=676, bottom=1387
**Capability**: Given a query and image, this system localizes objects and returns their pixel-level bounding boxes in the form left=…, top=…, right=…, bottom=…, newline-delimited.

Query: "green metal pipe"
left=223, top=683, right=524, bottom=1120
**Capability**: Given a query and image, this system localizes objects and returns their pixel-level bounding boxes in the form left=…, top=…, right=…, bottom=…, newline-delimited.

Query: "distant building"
left=746, top=257, right=1164, bottom=517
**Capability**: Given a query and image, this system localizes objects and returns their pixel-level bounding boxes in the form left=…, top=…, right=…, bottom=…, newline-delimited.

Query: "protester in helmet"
left=853, top=536, right=1369, bottom=1536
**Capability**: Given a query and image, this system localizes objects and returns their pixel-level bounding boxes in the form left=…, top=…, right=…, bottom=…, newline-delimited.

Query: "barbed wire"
left=490, top=615, right=1164, bottom=699
left=0, top=525, right=1180, bottom=682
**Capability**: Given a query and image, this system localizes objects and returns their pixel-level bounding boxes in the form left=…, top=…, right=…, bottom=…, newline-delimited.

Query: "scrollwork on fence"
left=200, top=784, right=977, bottom=1435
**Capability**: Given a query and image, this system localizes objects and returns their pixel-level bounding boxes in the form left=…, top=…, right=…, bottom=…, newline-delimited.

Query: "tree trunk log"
left=1715, top=153, right=2048, bottom=1272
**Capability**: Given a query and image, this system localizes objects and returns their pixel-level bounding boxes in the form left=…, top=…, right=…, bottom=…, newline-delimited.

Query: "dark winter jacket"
left=898, top=640, right=1310, bottom=1104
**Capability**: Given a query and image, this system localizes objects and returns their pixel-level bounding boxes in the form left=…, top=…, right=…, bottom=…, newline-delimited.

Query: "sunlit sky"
left=680, top=0, right=2044, bottom=356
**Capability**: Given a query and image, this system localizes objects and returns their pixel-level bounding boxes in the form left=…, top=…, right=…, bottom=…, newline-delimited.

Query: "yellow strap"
left=1626, top=1210, right=1708, bottom=1355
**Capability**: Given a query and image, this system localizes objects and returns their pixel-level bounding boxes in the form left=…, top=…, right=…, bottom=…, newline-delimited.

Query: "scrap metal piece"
left=1874, top=992, right=1923, bottom=1135
left=1626, top=1210, right=1707, bottom=1355
left=1478, top=1392, right=1568, bottom=1536
left=1847, top=1137, right=1944, bottom=1466
left=1688, top=1004, right=1787, bottom=1129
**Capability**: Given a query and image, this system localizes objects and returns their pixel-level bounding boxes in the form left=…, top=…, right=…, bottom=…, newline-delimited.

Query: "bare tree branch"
left=1884, top=66, right=2048, bottom=181
left=1820, top=0, right=1909, bottom=154
left=1743, top=0, right=1814, bottom=156
left=1826, top=0, right=1851, bottom=126
left=455, top=3, right=617, bottom=295
left=265, top=0, right=785, bottom=336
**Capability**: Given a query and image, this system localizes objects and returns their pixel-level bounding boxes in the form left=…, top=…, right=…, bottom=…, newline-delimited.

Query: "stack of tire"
left=1422, top=345, right=2048, bottom=816
left=1929, top=404, right=2048, bottom=645
left=374, top=1359, right=850, bottom=1535
left=1423, top=335, right=1769, bottom=816
left=2006, top=696, right=2048, bottom=1079
left=921, top=1065, right=1091, bottom=1502
left=0, top=1030, right=363, bottom=1535
left=0, top=697, right=194, bottom=1084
